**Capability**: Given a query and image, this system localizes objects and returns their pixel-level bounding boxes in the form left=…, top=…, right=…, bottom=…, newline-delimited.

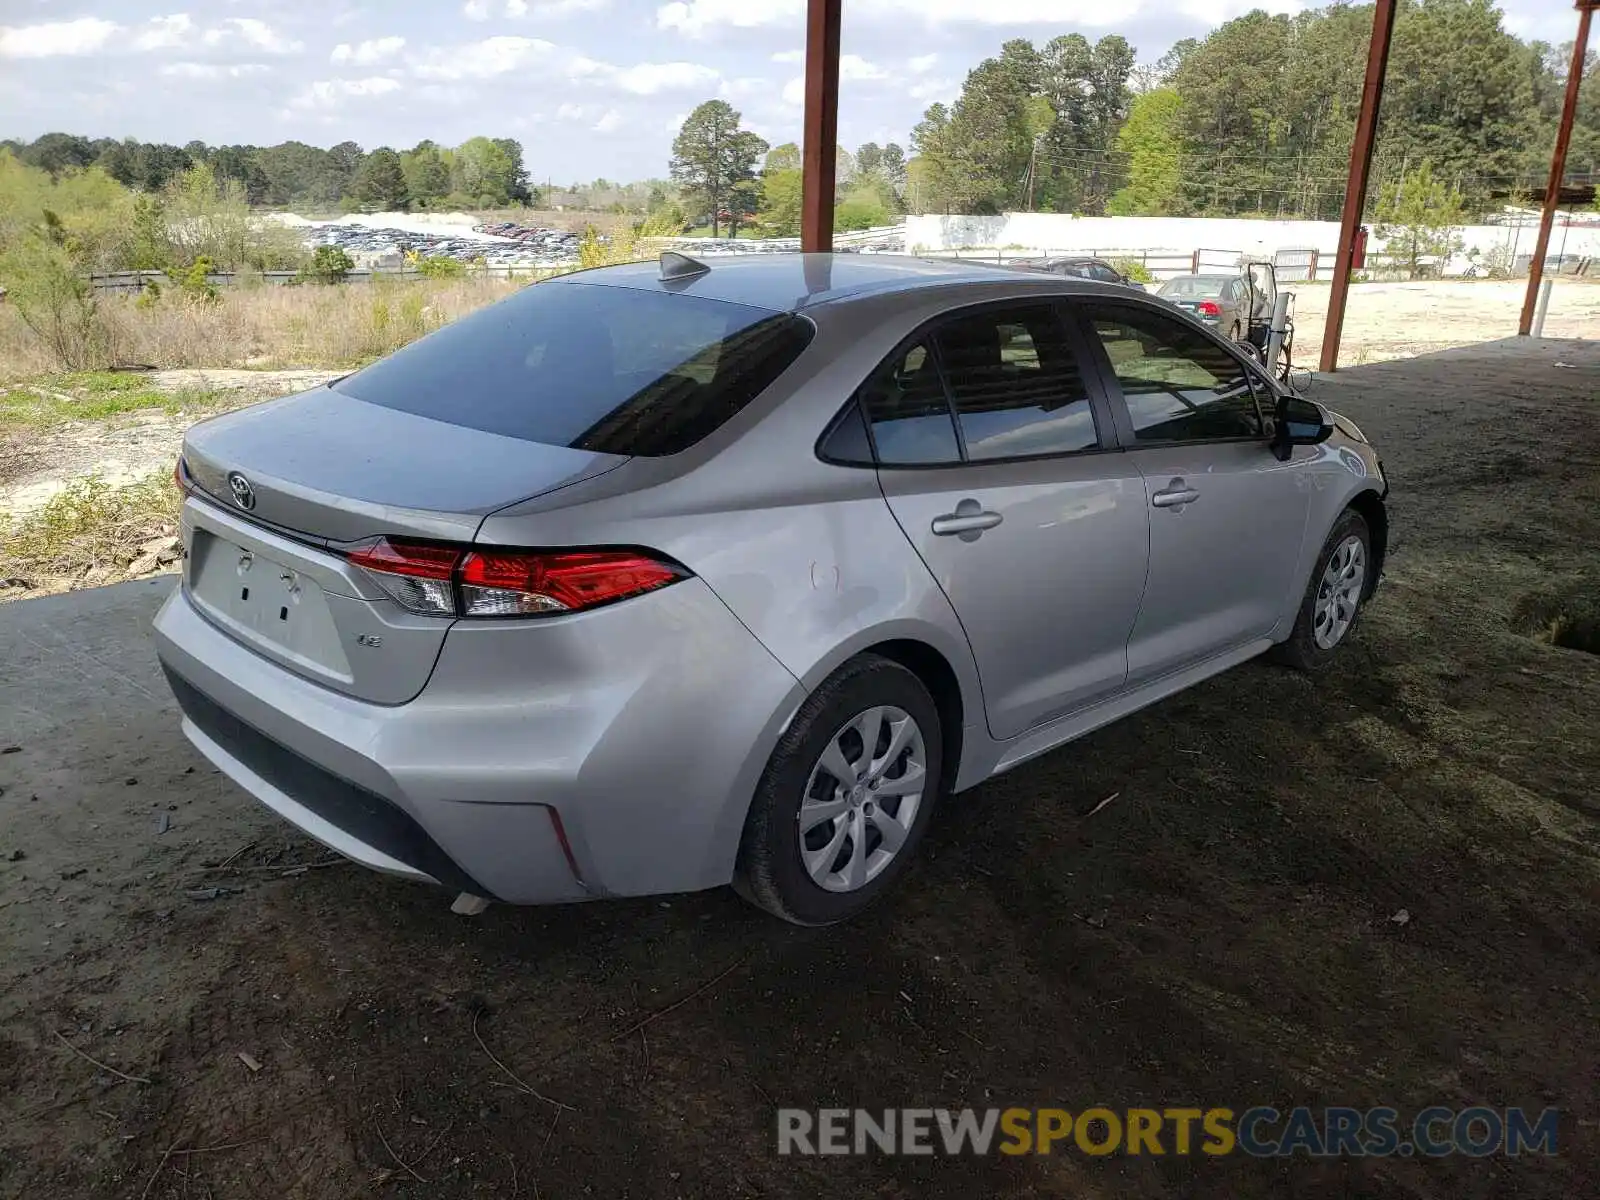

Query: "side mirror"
left=1271, top=394, right=1333, bottom=462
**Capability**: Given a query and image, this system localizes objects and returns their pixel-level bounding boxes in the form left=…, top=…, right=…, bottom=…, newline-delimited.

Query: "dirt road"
left=2, top=340, right=1598, bottom=1199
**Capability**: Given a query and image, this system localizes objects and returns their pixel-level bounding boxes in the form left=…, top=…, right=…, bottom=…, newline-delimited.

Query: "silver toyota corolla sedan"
left=154, top=253, right=1388, bottom=926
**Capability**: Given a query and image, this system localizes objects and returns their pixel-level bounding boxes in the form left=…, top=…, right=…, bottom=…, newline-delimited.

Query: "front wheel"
left=734, top=655, right=943, bottom=926
left=1274, top=510, right=1371, bottom=671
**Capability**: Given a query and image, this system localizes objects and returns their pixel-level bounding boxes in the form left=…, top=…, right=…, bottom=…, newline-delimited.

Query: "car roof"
left=545, top=252, right=1085, bottom=313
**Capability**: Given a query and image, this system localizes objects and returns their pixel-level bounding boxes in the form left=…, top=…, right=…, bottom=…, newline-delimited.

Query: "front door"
left=865, top=303, right=1151, bottom=740
left=1076, top=301, right=1312, bottom=686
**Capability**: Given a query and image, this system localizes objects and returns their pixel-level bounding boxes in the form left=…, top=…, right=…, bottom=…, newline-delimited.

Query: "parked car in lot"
left=155, top=254, right=1388, bottom=926
left=1011, top=255, right=1147, bottom=291
left=1155, top=273, right=1254, bottom=338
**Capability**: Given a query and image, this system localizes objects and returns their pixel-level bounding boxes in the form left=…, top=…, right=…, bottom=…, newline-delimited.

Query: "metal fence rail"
left=85, top=265, right=567, bottom=294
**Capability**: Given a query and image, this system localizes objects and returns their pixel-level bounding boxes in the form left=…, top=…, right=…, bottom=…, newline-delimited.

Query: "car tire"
left=733, top=655, right=943, bottom=926
left=1274, top=509, right=1372, bottom=672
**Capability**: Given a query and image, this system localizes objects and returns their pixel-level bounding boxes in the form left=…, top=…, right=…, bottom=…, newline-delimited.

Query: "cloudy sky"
left=0, top=0, right=1577, bottom=183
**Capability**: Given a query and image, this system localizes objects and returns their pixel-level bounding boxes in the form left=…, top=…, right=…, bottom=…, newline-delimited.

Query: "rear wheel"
left=734, top=655, right=942, bottom=926
left=1275, top=510, right=1371, bottom=671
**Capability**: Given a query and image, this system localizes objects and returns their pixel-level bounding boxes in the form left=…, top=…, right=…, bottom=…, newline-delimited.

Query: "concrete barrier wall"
left=904, top=213, right=1600, bottom=266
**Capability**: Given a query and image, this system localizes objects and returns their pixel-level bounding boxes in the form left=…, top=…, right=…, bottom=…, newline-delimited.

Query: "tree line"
left=669, top=99, right=907, bottom=237
left=909, top=0, right=1600, bottom=220
left=0, top=132, right=535, bottom=212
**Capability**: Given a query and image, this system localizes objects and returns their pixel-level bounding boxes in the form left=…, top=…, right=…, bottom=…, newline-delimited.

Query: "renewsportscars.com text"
left=777, top=1106, right=1559, bottom=1159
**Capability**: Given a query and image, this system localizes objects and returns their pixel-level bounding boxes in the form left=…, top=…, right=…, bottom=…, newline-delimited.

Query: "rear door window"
left=333, top=282, right=812, bottom=456
left=933, top=306, right=1099, bottom=460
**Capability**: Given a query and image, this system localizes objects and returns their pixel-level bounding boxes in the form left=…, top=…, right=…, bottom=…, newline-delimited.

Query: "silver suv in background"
left=155, top=254, right=1388, bottom=926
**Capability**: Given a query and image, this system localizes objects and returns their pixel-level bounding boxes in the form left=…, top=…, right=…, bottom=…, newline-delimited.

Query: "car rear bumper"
left=154, top=577, right=804, bottom=904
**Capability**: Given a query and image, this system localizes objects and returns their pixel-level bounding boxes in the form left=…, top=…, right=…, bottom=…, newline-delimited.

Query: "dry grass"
left=0, top=471, right=179, bottom=589
left=0, top=372, right=219, bottom=430
left=0, top=276, right=528, bottom=378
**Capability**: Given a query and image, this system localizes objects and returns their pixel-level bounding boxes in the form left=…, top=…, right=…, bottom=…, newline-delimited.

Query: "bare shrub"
left=1, top=275, right=526, bottom=377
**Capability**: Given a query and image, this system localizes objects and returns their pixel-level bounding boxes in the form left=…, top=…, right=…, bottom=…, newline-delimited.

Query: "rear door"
left=868, top=302, right=1151, bottom=740
left=1073, top=300, right=1311, bottom=686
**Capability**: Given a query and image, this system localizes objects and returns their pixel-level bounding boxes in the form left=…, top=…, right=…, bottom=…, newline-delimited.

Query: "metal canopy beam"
left=1321, top=0, right=1397, bottom=373
left=1520, top=1, right=1596, bottom=336
left=800, top=0, right=842, bottom=252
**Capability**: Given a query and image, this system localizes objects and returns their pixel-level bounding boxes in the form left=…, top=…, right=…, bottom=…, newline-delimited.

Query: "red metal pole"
left=800, top=0, right=842, bottom=253
left=1520, top=2, right=1595, bottom=335
left=1321, top=0, right=1397, bottom=373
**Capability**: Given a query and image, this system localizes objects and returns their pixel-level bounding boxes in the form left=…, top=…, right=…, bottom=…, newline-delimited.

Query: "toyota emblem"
left=227, top=471, right=256, bottom=511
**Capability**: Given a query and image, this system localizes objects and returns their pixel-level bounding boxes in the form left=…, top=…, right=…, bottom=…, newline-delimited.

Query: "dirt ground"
left=1, top=371, right=341, bottom=519
left=2, top=338, right=1598, bottom=1200
left=1292, top=278, right=1600, bottom=369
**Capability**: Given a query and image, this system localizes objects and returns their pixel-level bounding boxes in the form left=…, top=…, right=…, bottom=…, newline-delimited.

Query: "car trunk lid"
left=179, top=386, right=628, bottom=704
left=182, top=385, right=627, bottom=544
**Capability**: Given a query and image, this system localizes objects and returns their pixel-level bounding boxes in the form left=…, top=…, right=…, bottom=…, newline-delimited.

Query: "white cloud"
left=331, top=36, right=405, bottom=65
left=908, top=78, right=954, bottom=101
left=593, top=109, right=622, bottom=132
left=501, top=0, right=608, bottom=13
left=0, top=18, right=119, bottom=58
left=413, top=35, right=555, bottom=79
left=770, top=49, right=802, bottom=64
left=656, top=0, right=1302, bottom=31
left=132, top=14, right=195, bottom=52
left=203, top=18, right=302, bottom=54
left=557, top=102, right=586, bottom=119
left=908, top=53, right=938, bottom=73
left=840, top=54, right=885, bottom=81
left=463, top=0, right=492, bottom=18
left=611, top=61, right=719, bottom=94
left=720, top=76, right=771, bottom=98
left=160, top=61, right=270, bottom=80
left=657, top=0, right=802, bottom=35
left=292, top=76, right=402, bottom=108
left=527, top=0, right=610, bottom=12
left=781, top=75, right=804, bottom=107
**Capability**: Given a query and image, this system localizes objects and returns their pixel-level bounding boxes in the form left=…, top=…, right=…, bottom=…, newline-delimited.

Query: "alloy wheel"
left=798, top=706, right=927, bottom=893
left=1313, top=534, right=1366, bottom=650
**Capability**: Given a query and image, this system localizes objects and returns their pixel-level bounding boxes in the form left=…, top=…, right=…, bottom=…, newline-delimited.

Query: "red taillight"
left=174, top=456, right=190, bottom=493
left=1198, top=300, right=1221, bottom=317
left=348, top=538, right=462, bottom=616
left=347, top=538, right=460, bottom=581
left=459, top=550, right=683, bottom=617
left=345, top=539, right=685, bottom=619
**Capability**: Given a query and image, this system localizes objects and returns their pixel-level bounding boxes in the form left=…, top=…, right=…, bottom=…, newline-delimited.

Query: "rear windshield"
left=1160, top=276, right=1233, bottom=297
left=333, top=281, right=814, bottom=456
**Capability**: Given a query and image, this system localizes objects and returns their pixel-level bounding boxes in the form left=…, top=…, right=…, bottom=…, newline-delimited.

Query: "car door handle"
left=931, top=509, right=1003, bottom=536
left=1151, top=480, right=1201, bottom=508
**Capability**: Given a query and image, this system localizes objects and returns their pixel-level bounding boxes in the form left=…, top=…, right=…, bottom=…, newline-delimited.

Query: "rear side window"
left=932, top=305, right=1098, bottom=460
left=333, top=282, right=813, bottom=456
